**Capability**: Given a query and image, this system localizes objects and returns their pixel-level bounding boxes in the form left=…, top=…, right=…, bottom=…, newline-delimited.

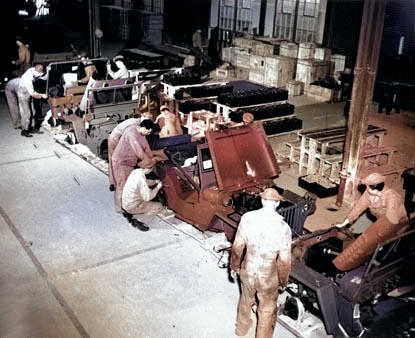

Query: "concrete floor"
left=1, top=64, right=414, bottom=337
left=0, top=98, right=296, bottom=337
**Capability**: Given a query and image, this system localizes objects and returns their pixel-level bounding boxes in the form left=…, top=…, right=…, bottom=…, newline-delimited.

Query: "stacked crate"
left=298, top=42, right=316, bottom=60
left=232, top=47, right=251, bottom=80
left=279, top=42, right=299, bottom=58
left=264, top=55, right=297, bottom=88
left=219, top=39, right=344, bottom=101
left=286, top=80, right=304, bottom=96
left=252, top=41, right=275, bottom=57
left=233, top=36, right=255, bottom=50
left=296, top=59, right=331, bottom=84
left=248, top=54, right=267, bottom=84
left=330, top=54, right=346, bottom=76
left=314, top=48, right=332, bottom=61
left=221, top=47, right=232, bottom=63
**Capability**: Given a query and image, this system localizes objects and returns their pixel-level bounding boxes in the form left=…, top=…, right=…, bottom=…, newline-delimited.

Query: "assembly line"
left=2, top=44, right=415, bottom=338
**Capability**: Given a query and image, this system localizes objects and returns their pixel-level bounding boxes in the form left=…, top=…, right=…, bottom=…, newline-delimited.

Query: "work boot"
left=21, top=130, right=33, bottom=137
left=109, top=184, right=115, bottom=192
left=131, top=219, right=149, bottom=232
left=123, top=212, right=133, bottom=222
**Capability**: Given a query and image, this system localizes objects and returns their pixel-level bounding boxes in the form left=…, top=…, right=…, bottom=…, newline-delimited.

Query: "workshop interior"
left=1, top=1, right=415, bottom=338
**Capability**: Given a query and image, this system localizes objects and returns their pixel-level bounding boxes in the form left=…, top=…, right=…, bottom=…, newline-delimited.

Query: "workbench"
left=282, top=125, right=389, bottom=182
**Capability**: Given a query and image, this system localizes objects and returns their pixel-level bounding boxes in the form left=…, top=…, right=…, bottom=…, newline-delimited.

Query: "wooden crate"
left=249, top=69, right=265, bottom=84
left=330, top=54, right=346, bottom=75
left=279, top=42, right=298, bottom=58
left=233, top=36, right=254, bottom=49
left=286, top=80, right=304, bottom=96
left=232, top=48, right=251, bottom=69
left=264, top=55, right=296, bottom=88
left=234, top=67, right=250, bottom=80
left=253, top=42, right=274, bottom=57
left=314, top=47, right=332, bottom=61
left=250, top=54, right=267, bottom=72
left=305, top=84, right=336, bottom=102
left=298, top=42, right=316, bottom=60
left=216, top=67, right=232, bottom=79
left=295, top=60, right=331, bottom=84
left=221, top=47, right=232, bottom=63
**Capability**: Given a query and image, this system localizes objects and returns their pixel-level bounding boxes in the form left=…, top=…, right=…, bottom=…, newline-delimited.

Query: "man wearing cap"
left=230, top=187, right=292, bottom=338
left=121, top=167, right=164, bottom=231
left=334, top=172, right=409, bottom=271
left=106, top=55, right=129, bottom=80
left=155, top=105, right=183, bottom=138
left=17, top=63, right=48, bottom=137
left=111, top=119, right=160, bottom=223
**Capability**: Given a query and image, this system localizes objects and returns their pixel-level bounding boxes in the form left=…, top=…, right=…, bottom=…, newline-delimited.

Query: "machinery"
left=159, top=120, right=315, bottom=241
left=277, top=225, right=415, bottom=338
left=45, top=57, right=181, bottom=159
left=155, top=119, right=415, bottom=337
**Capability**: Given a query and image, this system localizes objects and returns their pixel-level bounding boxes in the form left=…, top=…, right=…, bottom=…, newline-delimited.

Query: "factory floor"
left=1, top=73, right=415, bottom=337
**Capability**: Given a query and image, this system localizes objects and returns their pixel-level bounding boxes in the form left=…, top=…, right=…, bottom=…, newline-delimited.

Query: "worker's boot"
left=123, top=212, right=133, bottom=222
left=32, top=121, right=44, bottom=134
left=131, top=219, right=149, bottom=232
left=21, top=130, right=33, bottom=137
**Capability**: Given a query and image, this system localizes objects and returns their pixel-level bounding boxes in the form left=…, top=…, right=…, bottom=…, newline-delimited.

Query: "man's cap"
left=160, top=105, right=170, bottom=111
left=260, top=188, right=283, bottom=201
left=361, top=172, right=386, bottom=185
left=113, top=55, right=124, bottom=62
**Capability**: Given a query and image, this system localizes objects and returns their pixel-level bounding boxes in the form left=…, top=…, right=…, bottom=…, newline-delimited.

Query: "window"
left=242, top=0, right=251, bottom=9
left=304, top=0, right=317, bottom=17
left=282, top=0, right=295, bottom=14
left=274, top=0, right=320, bottom=43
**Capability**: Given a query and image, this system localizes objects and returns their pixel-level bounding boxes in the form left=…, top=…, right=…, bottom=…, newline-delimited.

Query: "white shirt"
left=122, top=169, right=162, bottom=212
left=19, top=67, right=46, bottom=95
left=107, top=60, right=129, bottom=80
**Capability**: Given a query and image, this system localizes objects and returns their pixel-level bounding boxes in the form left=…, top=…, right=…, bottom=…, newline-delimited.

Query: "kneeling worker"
left=122, top=165, right=164, bottom=231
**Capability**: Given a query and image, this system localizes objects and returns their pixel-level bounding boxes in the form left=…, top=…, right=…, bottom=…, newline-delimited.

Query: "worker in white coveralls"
left=230, top=187, right=292, bottom=338
left=106, top=55, right=129, bottom=80
left=121, top=165, right=164, bottom=232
